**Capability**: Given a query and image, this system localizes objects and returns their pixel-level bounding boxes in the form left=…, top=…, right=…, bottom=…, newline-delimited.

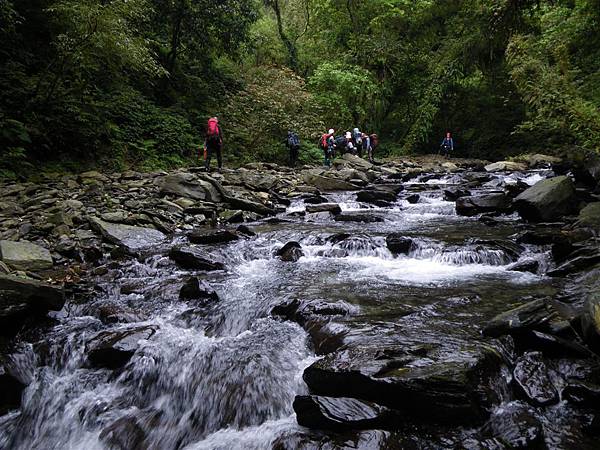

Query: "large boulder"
left=179, top=277, right=219, bottom=302
left=513, top=352, right=558, bottom=406
left=156, top=172, right=222, bottom=202
left=187, top=230, right=239, bottom=245
left=0, top=360, right=27, bottom=414
left=90, top=218, right=165, bottom=253
left=575, top=203, right=600, bottom=232
left=386, top=235, right=413, bottom=255
left=276, top=242, right=304, bottom=262
left=272, top=298, right=353, bottom=354
left=486, top=401, right=544, bottom=449
left=482, top=299, right=559, bottom=338
left=99, top=415, right=148, bottom=450
left=334, top=213, right=384, bottom=223
left=0, top=274, right=64, bottom=334
left=0, top=240, right=53, bottom=271
left=443, top=187, right=471, bottom=202
left=305, top=203, right=342, bottom=215
left=302, top=344, right=502, bottom=424
left=513, top=176, right=578, bottom=222
left=485, top=161, right=527, bottom=172
left=581, top=291, right=600, bottom=353
left=547, top=244, right=600, bottom=277
left=86, top=325, right=157, bottom=369
left=223, top=195, right=275, bottom=216
left=455, top=194, right=511, bottom=216
left=293, top=395, right=398, bottom=431
left=304, top=173, right=359, bottom=191
left=525, top=154, right=562, bottom=169
left=356, top=185, right=402, bottom=204
left=168, top=246, right=225, bottom=271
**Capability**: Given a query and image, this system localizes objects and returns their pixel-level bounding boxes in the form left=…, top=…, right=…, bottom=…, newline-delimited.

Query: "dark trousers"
left=290, top=145, right=299, bottom=167
left=205, top=140, right=222, bottom=170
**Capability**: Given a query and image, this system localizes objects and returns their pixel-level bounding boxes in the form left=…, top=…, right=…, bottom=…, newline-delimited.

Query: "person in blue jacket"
left=440, top=132, right=454, bottom=158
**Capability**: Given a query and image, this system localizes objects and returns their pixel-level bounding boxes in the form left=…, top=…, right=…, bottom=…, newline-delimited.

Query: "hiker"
left=204, top=117, right=223, bottom=172
left=440, top=132, right=454, bottom=158
left=334, top=133, right=348, bottom=156
left=361, top=133, right=371, bottom=161
left=352, top=128, right=363, bottom=157
left=286, top=130, right=300, bottom=167
left=344, top=131, right=357, bottom=155
left=369, top=133, right=378, bottom=163
left=320, top=129, right=335, bottom=167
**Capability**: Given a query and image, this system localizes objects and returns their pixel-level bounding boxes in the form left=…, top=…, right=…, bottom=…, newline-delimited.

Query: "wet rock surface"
left=293, top=395, right=398, bottom=431
left=2, top=155, right=600, bottom=449
left=86, top=325, right=158, bottom=369
left=514, top=175, right=579, bottom=222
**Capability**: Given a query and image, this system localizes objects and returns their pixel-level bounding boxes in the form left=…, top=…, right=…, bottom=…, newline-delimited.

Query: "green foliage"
left=308, top=62, right=381, bottom=130
left=1, top=0, right=599, bottom=177
left=221, top=66, right=324, bottom=164
left=506, top=2, right=600, bottom=152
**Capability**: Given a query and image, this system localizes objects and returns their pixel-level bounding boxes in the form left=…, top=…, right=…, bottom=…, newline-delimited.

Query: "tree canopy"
left=1, top=0, right=599, bottom=177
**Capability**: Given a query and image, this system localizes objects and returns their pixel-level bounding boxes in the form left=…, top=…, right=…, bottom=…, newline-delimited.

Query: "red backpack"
left=207, top=118, right=220, bottom=140
left=320, top=133, right=330, bottom=149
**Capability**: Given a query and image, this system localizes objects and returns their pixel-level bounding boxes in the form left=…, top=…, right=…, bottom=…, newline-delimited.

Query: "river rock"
left=525, top=154, right=562, bottom=169
left=276, top=242, right=304, bottom=262
left=0, top=361, right=26, bottom=414
left=508, top=259, right=540, bottom=274
left=86, top=325, right=158, bottom=369
left=575, top=202, right=600, bottom=232
left=236, top=224, right=256, bottom=237
left=0, top=274, right=64, bottom=332
left=272, top=299, right=353, bottom=353
left=303, top=194, right=329, bottom=204
left=405, top=194, right=420, bottom=204
left=293, top=395, right=397, bottom=431
left=483, top=299, right=558, bottom=338
left=386, top=234, right=413, bottom=255
left=356, top=186, right=400, bottom=203
left=486, top=401, right=544, bottom=449
left=90, top=218, right=165, bottom=253
left=573, top=151, right=600, bottom=188
left=334, top=213, right=384, bottom=223
left=443, top=187, right=471, bottom=201
left=303, top=343, right=502, bottom=424
left=455, top=193, right=511, bottom=216
left=580, top=291, right=600, bottom=353
left=99, top=415, right=147, bottom=450
left=305, top=203, right=342, bottom=215
left=272, top=429, right=394, bottom=450
left=224, top=195, right=275, bottom=216
left=562, top=380, right=600, bottom=408
left=547, top=246, right=600, bottom=277
left=513, top=352, right=558, bottom=406
left=304, top=173, right=359, bottom=191
left=0, top=240, right=53, bottom=271
left=187, top=230, right=239, bottom=245
left=513, top=176, right=578, bottom=222
left=169, top=246, right=225, bottom=271
left=484, top=161, right=527, bottom=172
left=179, top=277, right=219, bottom=302
left=157, top=172, right=222, bottom=202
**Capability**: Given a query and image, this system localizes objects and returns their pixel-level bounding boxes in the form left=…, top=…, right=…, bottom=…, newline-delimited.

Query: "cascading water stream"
left=0, top=180, right=558, bottom=449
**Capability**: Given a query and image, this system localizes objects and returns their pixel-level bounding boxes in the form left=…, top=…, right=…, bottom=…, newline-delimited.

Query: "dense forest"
left=1, top=0, right=599, bottom=178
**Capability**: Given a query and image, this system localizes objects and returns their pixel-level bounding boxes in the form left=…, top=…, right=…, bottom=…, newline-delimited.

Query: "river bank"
left=1, top=153, right=600, bottom=449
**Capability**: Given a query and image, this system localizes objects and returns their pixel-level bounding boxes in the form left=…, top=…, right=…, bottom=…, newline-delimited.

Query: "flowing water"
left=0, top=171, right=589, bottom=449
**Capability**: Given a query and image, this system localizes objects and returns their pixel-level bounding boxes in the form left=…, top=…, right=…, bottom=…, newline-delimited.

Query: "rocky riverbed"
left=1, top=152, right=600, bottom=449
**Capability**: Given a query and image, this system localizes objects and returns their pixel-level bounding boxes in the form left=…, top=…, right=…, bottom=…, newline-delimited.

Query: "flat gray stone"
left=0, top=240, right=53, bottom=271
left=90, top=218, right=165, bottom=252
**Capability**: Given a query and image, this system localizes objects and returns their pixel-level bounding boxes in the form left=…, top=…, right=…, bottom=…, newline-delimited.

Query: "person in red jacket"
left=204, top=117, right=223, bottom=172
